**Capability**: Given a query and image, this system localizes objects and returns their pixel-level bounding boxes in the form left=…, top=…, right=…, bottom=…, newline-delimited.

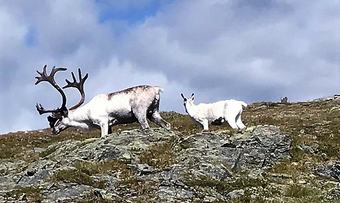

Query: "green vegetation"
left=283, top=184, right=324, bottom=202
left=269, top=160, right=309, bottom=177
left=51, top=168, right=106, bottom=189
left=51, top=160, right=158, bottom=199
left=73, top=193, right=119, bottom=203
left=51, top=169, right=106, bottom=188
left=184, top=174, right=268, bottom=194
left=229, top=190, right=267, bottom=203
left=285, top=184, right=317, bottom=198
left=139, top=138, right=177, bottom=170
left=50, top=160, right=135, bottom=190
left=39, top=145, right=58, bottom=158
left=0, top=129, right=97, bottom=160
left=5, top=186, right=42, bottom=202
left=73, top=160, right=133, bottom=178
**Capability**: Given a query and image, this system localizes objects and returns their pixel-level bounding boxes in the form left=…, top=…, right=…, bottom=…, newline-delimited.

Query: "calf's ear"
left=190, top=93, right=195, bottom=100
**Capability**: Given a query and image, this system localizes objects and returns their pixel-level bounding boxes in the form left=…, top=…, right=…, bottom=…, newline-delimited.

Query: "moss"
left=229, top=191, right=267, bottom=203
left=0, top=129, right=96, bottom=160
left=139, top=139, right=177, bottom=170
left=50, top=160, right=158, bottom=199
left=73, top=160, right=133, bottom=179
left=286, top=184, right=319, bottom=198
left=72, top=192, right=119, bottom=203
left=51, top=168, right=106, bottom=189
left=269, top=161, right=309, bottom=177
left=161, top=112, right=199, bottom=135
left=185, top=175, right=268, bottom=194
left=5, top=186, right=42, bottom=202
left=116, top=177, right=159, bottom=201
left=39, top=146, right=58, bottom=158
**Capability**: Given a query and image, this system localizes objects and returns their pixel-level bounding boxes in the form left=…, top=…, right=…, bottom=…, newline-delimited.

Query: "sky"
left=0, top=0, right=339, bottom=134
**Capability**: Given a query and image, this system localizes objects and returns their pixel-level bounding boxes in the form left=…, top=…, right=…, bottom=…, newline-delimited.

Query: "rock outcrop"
left=0, top=126, right=291, bottom=202
left=0, top=124, right=339, bottom=202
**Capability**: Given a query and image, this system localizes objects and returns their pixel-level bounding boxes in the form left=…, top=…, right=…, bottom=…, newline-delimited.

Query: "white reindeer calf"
left=181, top=93, right=247, bottom=131
left=35, top=65, right=170, bottom=138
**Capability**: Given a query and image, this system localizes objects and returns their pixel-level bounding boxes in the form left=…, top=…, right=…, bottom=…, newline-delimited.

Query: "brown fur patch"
left=107, top=85, right=152, bottom=99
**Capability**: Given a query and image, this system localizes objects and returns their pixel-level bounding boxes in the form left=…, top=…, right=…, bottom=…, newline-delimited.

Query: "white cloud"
left=118, top=0, right=340, bottom=102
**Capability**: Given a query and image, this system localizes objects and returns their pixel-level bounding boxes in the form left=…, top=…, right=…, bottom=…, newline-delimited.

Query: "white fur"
left=55, top=86, right=170, bottom=137
left=182, top=94, right=247, bottom=131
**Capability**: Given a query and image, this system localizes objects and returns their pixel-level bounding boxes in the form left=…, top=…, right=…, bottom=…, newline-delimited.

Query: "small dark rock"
left=221, top=142, right=236, bottom=148
left=26, top=169, right=36, bottom=176
left=94, top=190, right=103, bottom=199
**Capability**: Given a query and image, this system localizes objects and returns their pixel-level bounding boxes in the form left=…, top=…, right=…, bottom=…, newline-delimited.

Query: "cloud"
left=0, top=0, right=339, bottom=134
left=117, top=0, right=340, bottom=101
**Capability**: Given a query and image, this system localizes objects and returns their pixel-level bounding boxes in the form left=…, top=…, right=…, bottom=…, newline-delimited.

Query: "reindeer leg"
left=133, top=108, right=150, bottom=130
left=98, top=118, right=110, bottom=138
left=100, top=123, right=109, bottom=138
left=199, top=119, right=209, bottom=132
left=226, top=113, right=238, bottom=130
left=149, top=111, right=171, bottom=130
left=236, top=113, right=246, bottom=130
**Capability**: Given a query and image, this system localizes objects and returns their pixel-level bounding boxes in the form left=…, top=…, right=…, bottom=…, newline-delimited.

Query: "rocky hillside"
left=0, top=96, right=339, bottom=202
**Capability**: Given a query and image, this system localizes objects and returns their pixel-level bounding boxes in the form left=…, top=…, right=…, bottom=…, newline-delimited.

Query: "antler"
left=35, top=65, right=67, bottom=114
left=63, top=68, right=88, bottom=110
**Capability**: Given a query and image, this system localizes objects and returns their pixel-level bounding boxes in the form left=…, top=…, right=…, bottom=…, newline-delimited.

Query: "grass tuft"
left=5, top=186, right=42, bottom=202
left=51, top=168, right=106, bottom=189
left=139, top=139, right=177, bottom=170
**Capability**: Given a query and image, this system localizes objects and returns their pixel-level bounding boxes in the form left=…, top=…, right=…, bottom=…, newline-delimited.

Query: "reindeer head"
left=35, top=65, right=88, bottom=134
left=181, top=93, right=195, bottom=107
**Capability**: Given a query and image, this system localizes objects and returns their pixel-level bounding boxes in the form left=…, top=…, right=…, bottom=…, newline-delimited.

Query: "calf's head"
left=180, top=93, right=195, bottom=108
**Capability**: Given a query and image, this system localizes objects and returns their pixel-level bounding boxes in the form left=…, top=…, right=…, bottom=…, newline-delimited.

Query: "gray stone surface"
left=1, top=126, right=337, bottom=202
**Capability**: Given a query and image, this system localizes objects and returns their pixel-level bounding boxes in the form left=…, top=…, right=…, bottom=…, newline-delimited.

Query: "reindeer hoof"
left=142, top=128, right=153, bottom=135
left=165, top=123, right=171, bottom=131
left=201, top=129, right=209, bottom=133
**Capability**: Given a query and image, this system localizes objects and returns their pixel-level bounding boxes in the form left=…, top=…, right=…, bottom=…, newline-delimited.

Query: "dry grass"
left=243, top=101, right=340, bottom=160
left=184, top=174, right=268, bottom=194
left=139, top=138, right=177, bottom=170
left=5, top=186, right=43, bottom=202
left=51, top=168, right=107, bottom=189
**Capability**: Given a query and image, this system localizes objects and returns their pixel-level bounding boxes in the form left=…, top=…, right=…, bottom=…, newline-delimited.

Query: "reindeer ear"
left=180, top=93, right=187, bottom=102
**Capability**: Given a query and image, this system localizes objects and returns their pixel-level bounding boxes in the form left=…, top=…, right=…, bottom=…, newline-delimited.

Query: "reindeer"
left=35, top=65, right=170, bottom=137
left=181, top=93, right=247, bottom=131
left=280, top=96, right=288, bottom=104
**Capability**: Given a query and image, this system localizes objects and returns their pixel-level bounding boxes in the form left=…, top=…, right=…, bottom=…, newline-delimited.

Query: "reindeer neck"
left=184, top=102, right=197, bottom=115
left=68, top=105, right=89, bottom=121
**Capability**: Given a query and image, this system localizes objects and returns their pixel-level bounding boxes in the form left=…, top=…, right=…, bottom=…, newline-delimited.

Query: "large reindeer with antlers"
left=35, top=65, right=170, bottom=137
